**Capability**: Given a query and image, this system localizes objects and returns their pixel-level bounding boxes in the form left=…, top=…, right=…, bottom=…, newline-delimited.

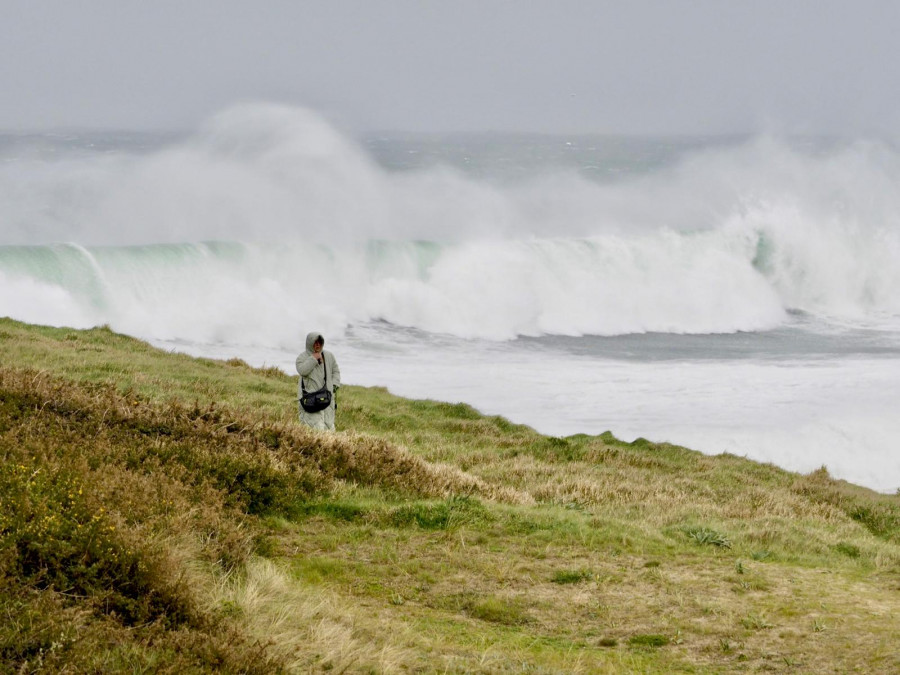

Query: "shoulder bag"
left=300, top=357, right=332, bottom=413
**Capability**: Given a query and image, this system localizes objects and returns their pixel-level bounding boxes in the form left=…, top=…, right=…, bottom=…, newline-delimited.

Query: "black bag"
left=300, top=358, right=332, bottom=413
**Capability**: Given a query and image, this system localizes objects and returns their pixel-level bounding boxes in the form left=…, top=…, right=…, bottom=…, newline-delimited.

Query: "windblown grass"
left=2, top=317, right=899, bottom=673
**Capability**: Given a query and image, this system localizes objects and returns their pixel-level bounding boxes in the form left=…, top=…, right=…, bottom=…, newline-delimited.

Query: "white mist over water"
left=2, top=104, right=900, bottom=491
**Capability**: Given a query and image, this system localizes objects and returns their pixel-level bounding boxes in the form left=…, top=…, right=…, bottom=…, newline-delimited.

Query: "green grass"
left=2, top=317, right=900, bottom=673
left=551, top=568, right=594, bottom=584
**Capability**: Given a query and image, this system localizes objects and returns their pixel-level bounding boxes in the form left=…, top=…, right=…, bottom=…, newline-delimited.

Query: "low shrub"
left=0, top=460, right=193, bottom=627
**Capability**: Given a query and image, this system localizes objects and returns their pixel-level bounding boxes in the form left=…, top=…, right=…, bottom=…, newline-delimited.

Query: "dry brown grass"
left=0, top=364, right=521, bottom=672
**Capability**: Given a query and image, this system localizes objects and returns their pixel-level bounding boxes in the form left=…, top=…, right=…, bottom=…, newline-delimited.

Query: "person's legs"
left=299, top=407, right=327, bottom=430
left=323, top=403, right=336, bottom=431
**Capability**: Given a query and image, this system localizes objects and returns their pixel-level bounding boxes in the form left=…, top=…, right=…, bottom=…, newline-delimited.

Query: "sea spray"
left=1, top=105, right=899, bottom=335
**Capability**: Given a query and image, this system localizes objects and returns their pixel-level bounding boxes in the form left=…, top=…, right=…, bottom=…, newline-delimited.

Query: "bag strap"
left=301, top=354, right=327, bottom=395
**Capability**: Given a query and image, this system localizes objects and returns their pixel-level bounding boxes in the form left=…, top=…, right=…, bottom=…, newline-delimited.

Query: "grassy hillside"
left=1, top=317, right=899, bottom=673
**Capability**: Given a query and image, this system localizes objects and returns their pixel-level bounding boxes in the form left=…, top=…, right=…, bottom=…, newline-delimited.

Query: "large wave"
left=1, top=104, right=899, bottom=341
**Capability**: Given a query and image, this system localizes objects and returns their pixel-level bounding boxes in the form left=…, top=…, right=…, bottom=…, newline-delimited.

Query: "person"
left=296, top=331, right=341, bottom=431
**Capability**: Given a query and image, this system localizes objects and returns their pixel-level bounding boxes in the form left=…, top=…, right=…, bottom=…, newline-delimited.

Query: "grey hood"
left=305, top=331, right=324, bottom=353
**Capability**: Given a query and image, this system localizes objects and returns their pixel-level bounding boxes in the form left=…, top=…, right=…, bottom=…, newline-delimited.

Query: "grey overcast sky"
left=2, top=0, right=899, bottom=135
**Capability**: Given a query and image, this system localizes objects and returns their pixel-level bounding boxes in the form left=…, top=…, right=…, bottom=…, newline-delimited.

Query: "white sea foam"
left=0, top=270, right=93, bottom=328
left=1, top=226, right=896, bottom=342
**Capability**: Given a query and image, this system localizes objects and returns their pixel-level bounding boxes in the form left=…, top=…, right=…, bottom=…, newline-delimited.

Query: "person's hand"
left=313, top=351, right=323, bottom=362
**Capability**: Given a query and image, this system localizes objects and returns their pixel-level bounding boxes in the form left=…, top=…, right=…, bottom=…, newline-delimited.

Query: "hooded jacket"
left=296, top=332, right=341, bottom=404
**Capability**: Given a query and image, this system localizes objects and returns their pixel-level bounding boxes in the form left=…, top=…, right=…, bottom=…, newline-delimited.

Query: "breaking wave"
left=1, top=104, right=899, bottom=341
